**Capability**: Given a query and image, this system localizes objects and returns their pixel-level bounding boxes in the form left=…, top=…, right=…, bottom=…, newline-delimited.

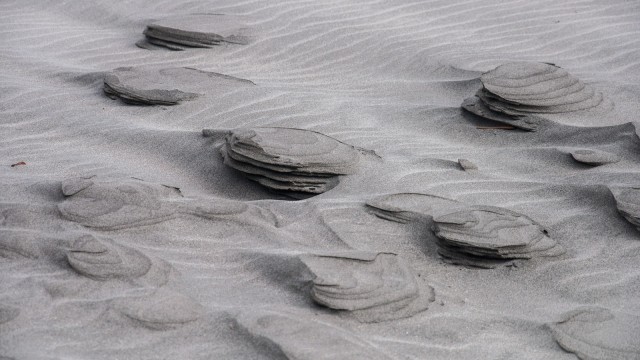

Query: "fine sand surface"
left=2, top=0, right=640, bottom=359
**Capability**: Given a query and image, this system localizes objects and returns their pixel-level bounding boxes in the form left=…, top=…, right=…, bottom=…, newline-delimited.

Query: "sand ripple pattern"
left=235, top=310, right=394, bottom=360
left=2, top=0, right=640, bottom=358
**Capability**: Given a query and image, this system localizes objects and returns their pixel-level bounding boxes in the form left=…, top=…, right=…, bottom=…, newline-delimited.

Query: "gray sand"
left=2, top=0, right=640, bottom=359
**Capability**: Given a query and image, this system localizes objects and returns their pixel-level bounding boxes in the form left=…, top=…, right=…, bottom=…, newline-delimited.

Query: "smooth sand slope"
left=1, top=0, right=640, bottom=359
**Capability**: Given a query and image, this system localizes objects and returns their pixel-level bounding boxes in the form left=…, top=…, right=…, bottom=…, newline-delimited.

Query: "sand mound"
left=300, top=252, right=435, bottom=322
left=219, top=128, right=360, bottom=198
left=367, top=193, right=564, bottom=268
left=103, top=67, right=254, bottom=105
left=137, top=14, right=253, bottom=50
left=58, top=176, right=267, bottom=230
left=570, top=149, right=620, bottom=166
left=66, top=234, right=171, bottom=286
left=433, top=206, right=564, bottom=268
left=611, top=187, right=640, bottom=231
left=462, top=62, right=604, bottom=130
left=112, top=289, right=204, bottom=330
left=549, top=307, right=640, bottom=360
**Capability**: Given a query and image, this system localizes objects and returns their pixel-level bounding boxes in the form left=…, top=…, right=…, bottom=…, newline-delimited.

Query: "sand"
left=1, top=0, right=640, bottom=359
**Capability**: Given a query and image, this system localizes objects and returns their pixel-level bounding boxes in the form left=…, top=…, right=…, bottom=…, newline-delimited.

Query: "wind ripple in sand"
left=549, top=307, right=640, bottom=360
left=103, top=66, right=254, bottom=105
left=58, top=176, right=272, bottom=230
left=301, top=251, right=435, bottom=323
left=112, top=288, right=204, bottom=330
left=235, top=310, right=394, bottom=360
left=0, top=229, right=45, bottom=259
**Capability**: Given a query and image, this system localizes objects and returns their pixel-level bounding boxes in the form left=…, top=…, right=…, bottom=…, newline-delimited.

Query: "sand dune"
left=1, top=0, right=639, bottom=359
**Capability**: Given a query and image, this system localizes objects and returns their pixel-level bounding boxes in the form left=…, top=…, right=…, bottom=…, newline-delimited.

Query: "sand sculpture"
left=104, top=66, right=254, bottom=105
left=433, top=206, right=564, bottom=268
left=462, top=62, right=604, bottom=130
left=137, top=14, right=253, bottom=50
left=367, top=193, right=564, bottom=268
left=300, top=252, right=435, bottom=322
left=112, top=289, right=204, bottom=330
left=58, top=176, right=271, bottom=230
left=219, top=127, right=360, bottom=198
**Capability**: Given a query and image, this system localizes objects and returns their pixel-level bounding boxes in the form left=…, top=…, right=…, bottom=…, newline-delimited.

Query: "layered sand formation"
left=219, top=127, right=361, bottom=198
left=462, top=62, right=604, bottom=130
left=137, top=14, right=253, bottom=50
left=433, top=206, right=564, bottom=268
left=367, top=193, right=564, bottom=268
left=104, top=66, right=254, bottom=105
left=300, top=252, right=435, bottom=322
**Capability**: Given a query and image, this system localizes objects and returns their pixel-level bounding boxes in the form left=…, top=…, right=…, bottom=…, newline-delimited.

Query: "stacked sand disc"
left=462, top=62, right=603, bottom=131
left=137, top=14, right=252, bottom=51
left=432, top=206, right=564, bottom=268
left=220, top=128, right=360, bottom=198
